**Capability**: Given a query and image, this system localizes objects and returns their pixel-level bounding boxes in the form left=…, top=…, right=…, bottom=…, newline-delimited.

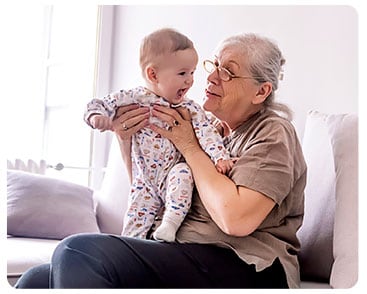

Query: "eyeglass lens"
left=204, top=60, right=230, bottom=81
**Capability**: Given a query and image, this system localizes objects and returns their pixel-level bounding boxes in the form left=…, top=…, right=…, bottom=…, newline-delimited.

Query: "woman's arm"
left=150, top=105, right=275, bottom=237
left=115, top=134, right=133, bottom=184
left=182, top=149, right=275, bottom=236
left=112, top=104, right=150, bottom=183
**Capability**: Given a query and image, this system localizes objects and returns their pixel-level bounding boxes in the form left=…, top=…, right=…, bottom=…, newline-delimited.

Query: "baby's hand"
left=90, top=115, right=114, bottom=132
left=215, top=158, right=236, bottom=174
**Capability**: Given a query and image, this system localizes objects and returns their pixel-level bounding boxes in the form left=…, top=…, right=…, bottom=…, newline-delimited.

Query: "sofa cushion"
left=7, top=170, right=100, bottom=240
left=95, top=136, right=130, bottom=234
left=297, top=110, right=336, bottom=282
left=327, top=113, right=358, bottom=288
left=7, top=236, right=59, bottom=282
left=297, top=110, right=358, bottom=288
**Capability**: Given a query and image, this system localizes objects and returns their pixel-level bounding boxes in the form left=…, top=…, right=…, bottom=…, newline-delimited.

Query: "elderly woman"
left=15, top=33, right=306, bottom=289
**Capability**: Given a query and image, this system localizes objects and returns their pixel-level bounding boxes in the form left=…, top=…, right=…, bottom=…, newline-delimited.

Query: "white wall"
left=107, top=5, right=358, bottom=139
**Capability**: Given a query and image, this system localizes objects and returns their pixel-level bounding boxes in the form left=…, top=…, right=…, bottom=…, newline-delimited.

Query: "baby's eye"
left=178, top=71, right=186, bottom=76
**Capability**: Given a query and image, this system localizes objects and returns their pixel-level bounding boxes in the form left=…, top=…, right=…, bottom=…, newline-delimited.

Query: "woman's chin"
left=203, top=98, right=217, bottom=112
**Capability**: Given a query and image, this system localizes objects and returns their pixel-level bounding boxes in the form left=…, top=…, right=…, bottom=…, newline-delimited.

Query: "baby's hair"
left=140, top=28, right=195, bottom=77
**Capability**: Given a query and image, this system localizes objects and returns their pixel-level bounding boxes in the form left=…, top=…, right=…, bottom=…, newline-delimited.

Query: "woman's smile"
left=205, top=89, right=221, bottom=99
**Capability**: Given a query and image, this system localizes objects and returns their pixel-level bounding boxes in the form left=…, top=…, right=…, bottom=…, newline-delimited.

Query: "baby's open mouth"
left=177, top=88, right=187, bottom=99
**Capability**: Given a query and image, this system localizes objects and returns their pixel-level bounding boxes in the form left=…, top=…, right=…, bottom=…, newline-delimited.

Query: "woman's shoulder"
left=255, top=111, right=304, bottom=159
left=260, top=109, right=292, bottom=124
left=232, top=109, right=298, bottom=148
left=257, top=110, right=296, bottom=135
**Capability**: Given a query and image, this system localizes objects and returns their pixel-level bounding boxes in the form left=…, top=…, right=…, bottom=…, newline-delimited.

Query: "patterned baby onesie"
left=84, top=86, right=230, bottom=240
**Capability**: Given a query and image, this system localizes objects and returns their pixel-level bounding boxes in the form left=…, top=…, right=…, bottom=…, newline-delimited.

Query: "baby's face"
left=154, top=48, right=198, bottom=105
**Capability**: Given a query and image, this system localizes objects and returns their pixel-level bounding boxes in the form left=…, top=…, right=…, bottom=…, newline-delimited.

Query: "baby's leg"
left=153, top=162, right=194, bottom=242
left=122, top=183, right=162, bottom=239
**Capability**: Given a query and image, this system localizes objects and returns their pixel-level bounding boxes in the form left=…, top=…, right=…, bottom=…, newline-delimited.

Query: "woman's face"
left=203, top=45, right=263, bottom=130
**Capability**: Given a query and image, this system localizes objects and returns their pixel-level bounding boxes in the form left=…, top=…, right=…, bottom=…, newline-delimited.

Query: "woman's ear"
left=146, top=66, right=158, bottom=84
left=252, top=82, right=272, bottom=105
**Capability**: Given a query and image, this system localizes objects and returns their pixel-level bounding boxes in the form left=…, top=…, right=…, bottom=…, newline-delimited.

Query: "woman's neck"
left=227, top=106, right=264, bottom=131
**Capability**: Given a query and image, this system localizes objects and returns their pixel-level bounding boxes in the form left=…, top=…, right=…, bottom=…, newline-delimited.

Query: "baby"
left=84, top=28, right=232, bottom=242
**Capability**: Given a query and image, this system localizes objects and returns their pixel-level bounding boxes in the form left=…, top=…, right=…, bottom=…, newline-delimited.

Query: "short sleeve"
left=229, top=120, right=296, bottom=205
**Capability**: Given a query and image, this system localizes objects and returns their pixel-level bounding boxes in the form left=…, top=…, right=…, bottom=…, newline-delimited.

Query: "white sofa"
left=6, top=110, right=358, bottom=288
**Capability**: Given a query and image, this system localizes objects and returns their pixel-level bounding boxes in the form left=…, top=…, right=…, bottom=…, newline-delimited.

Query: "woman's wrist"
left=180, top=144, right=202, bottom=162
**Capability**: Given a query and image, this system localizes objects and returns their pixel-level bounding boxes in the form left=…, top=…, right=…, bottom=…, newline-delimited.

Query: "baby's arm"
left=89, top=114, right=114, bottom=132
left=84, top=92, right=124, bottom=130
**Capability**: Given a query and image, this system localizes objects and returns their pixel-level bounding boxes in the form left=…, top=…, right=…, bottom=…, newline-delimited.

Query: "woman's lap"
left=14, top=263, right=50, bottom=289
left=16, top=233, right=288, bottom=288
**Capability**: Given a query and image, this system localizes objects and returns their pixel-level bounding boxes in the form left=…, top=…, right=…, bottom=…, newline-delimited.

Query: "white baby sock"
left=152, top=220, right=179, bottom=242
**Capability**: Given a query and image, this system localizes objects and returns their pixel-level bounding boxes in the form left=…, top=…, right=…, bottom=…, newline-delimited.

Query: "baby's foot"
left=153, top=222, right=177, bottom=242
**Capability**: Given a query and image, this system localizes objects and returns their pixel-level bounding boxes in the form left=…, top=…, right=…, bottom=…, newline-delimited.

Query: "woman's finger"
left=115, top=104, right=150, bottom=120
left=149, top=123, right=171, bottom=139
left=115, top=104, right=140, bottom=119
left=152, top=104, right=182, bottom=126
left=175, top=106, right=191, bottom=122
left=125, top=112, right=150, bottom=129
left=115, top=117, right=149, bottom=140
left=112, top=105, right=150, bottom=139
left=113, top=106, right=149, bottom=125
left=112, top=110, right=149, bottom=130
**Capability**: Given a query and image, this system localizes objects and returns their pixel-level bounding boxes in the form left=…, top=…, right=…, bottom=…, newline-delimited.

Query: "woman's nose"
left=207, top=69, right=220, bottom=85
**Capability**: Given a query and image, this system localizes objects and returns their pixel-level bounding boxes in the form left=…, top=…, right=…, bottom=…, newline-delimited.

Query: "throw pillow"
left=297, top=110, right=336, bottom=282
left=327, top=113, right=358, bottom=288
left=7, top=170, right=100, bottom=240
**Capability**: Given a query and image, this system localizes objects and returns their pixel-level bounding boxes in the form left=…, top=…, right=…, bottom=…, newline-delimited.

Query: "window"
left=5, top=5, right=100, bottom=187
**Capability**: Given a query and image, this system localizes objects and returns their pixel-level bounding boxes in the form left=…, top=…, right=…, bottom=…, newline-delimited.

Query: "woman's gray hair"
left=220, top=34, right=293, bottom=120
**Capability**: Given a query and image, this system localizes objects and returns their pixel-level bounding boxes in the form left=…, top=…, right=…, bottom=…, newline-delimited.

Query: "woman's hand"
left=112, top=104, right=150, bottom=140
left=149, top=104, right=202, bottom=158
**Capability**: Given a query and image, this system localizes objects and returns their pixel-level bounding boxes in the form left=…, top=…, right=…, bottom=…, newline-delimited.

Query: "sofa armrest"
left=7, top=236, right=60, bottom=286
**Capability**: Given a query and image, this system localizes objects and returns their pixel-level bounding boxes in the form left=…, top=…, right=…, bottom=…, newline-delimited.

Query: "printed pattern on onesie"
left=85, top=86, right=230, bottom=238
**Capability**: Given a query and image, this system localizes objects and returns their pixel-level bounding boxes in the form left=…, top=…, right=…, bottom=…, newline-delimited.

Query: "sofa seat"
left=300, top=281, right=331, bottom=289
left=7, top=237, right=59, bottom=286
left=5, top=237, right=331, bottom=289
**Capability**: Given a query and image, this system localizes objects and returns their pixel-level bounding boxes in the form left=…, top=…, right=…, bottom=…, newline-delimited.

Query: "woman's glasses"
left=203, top=59, right=261, bottom=82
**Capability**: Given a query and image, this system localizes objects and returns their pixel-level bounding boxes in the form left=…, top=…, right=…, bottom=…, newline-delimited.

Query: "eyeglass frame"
left=203, top=59, right=263, bottom=82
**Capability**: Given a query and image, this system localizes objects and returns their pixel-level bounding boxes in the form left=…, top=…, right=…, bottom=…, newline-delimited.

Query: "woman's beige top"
left=177, top=109, right=307, bottom=288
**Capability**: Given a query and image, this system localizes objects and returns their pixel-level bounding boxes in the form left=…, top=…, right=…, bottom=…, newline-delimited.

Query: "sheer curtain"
left=5, top=5, right=100, bottom=187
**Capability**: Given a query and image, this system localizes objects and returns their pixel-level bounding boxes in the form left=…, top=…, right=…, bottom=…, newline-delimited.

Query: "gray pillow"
left=7, top=170, right=100, bottom=240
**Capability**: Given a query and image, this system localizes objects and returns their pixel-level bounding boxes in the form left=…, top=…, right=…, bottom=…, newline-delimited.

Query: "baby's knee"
left=169, top=162, right=192, bottom=178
